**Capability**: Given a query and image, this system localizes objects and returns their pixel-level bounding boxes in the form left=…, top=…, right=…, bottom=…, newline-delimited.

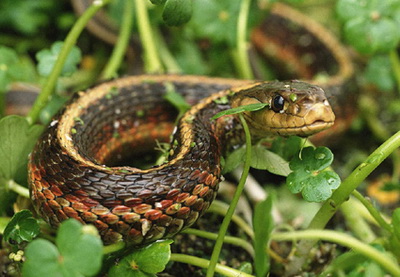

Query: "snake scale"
left=28, top=2, right=354, bottom=245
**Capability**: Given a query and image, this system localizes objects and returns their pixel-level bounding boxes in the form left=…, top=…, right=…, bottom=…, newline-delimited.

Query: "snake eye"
left=271, top=95, right=285, bottom=113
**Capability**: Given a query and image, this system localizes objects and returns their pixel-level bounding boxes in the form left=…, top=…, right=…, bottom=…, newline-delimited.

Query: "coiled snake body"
left=28, top=75, right=334, bottom=245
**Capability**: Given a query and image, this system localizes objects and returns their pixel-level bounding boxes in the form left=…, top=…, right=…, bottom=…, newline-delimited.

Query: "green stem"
left=206, top=114, right=252, bottom=277
left=153, top=29, right=182, bottom=74
left=170, top=254, right=254, bottom=277
left=100, top=0, right=134, bottom=80
left=390, top=49, right=400, bottom=94
left=26, top=0, right=111, bottom=124
left=234, top=0, right=253, bottom=79
left=208, top=200, right=254, bottom=239
left=182, top=228, right=254, bottom=257
left=135, top=0, right=163, bottom=73
left=351, top=190, right=393, bottom=233
left=287, top=130, right=400, bottom=275
left=103, top=241, right=126, bottom=255
left=271, top=230, right=400, bottom=276
left=7, top=180, right=29, bottom=198
left=340, top=198, right=376, bottom=243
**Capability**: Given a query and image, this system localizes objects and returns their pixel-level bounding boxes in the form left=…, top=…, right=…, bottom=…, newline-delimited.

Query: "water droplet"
left=328, top=178, right=336, bottom=185
left=315, top=153, right=326, bottom=160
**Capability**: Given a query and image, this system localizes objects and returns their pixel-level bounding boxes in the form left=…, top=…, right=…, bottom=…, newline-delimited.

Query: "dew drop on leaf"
left=315, top=153, right=326, bottom=160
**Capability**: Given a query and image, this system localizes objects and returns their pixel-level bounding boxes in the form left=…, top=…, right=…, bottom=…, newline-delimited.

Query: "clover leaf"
left=3, top=210, right=40, bottom=244
left=108, top=240, right=173, bottom=276
left=336, top=0, right=400, bottom=54
left=36, top=41, right=81, bottom=77
left=286, top=147, right=340, bottom=202
left=22, top=219, right=103, bottom=277
left=0, top=115, right=43, bottom=181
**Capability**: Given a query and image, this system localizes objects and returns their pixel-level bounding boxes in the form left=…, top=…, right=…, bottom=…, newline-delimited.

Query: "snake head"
left=232, top=80, right=335, bottom=137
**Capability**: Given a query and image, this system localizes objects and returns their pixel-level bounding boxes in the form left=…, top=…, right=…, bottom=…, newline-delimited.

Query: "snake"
left=27, top=2, right=354, bottom=245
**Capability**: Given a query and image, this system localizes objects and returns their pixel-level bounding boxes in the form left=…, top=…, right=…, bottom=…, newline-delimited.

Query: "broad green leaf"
left=253, top=195, right=274, bottom=277
left=344, top=17, right=400, bottom=54
left=3, top=210, right=39, bottom=244
left=188, top=0, right=264, bottom=46
left=286, top=147, right=340, bottom=202
left=56, top=220, right=103, bottom=276
left=250, top=144, right=291, bottom=176
left=163, top=0, right=192, bottom=26
left=0, top=0, right=54, bottom=35
left=0, top=115, right=43, bottom=180
left=222, top=146, right=246, bottom=174
left=109, top=240, right=173, bottom=276
left=22, top=239, right=62, bottom=277
left=271, top=136, right=302, bottom=161
left=36, top=41, right=82, bottom=77
left=23, top=219, right=103, bottom=277
left=0, top=46, right=19, bottom=92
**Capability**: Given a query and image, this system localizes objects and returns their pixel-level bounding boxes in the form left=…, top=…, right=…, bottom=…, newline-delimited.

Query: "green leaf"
left=3, top=210, right=39, bottom=244
left=23, top=239, right=62, bottom=277
left=222, top=146, right=246, bottom=174
left=0, top=46, right=20, bottom=92
left=212, top=103, right=268, bottom=120
left=0, top=0, right=55, bottom=35
left=250, top=144, right=291, bottom=176
left=344, top=17, right=400, bottom=54
left=364, top=55, right=395, bottom=92
left=190, top=0, right=240, bottom=45
left=22, top=219, right=103, bottom=277
left=253, top=194, right=274, bottom=277
left=162, top=0, right=193, bottom=26
left=36, top=41, right=82, bottom=77
left=271, top=136, right=303, bottom=161
left=0, top=115, right=43, bottom=181
left=286, top=147, right=341, bottom=202
left=109, top=240, right=173, bottom=276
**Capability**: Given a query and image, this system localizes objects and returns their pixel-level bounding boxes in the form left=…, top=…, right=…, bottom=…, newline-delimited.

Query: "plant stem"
left=170, top=254, right=254, bottom=277
left=351, top=190, right=393, bottom=233
left=135, top=0, right=163, bottom=73
left=390, top=49, right=400, bottom=94
left=100, top=0, right=134, bottom=80
left=206, top=114, right=252, bottom=277
left=287, top=130, right=400, bottom=275
left=153, top=29, right=182, bottom=74
left=7, top=180, right=29, bottom=198
left=182, top=228, right=254, bottom=257
left=103, top=241, right=126, bottom=255
left=234, top=0, right=253, bottom=79
left=340, top=198, right=376, bottom=243
left=272, top=230, right=400, bottom=276
left=26, top=0, right=111, bottom=124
